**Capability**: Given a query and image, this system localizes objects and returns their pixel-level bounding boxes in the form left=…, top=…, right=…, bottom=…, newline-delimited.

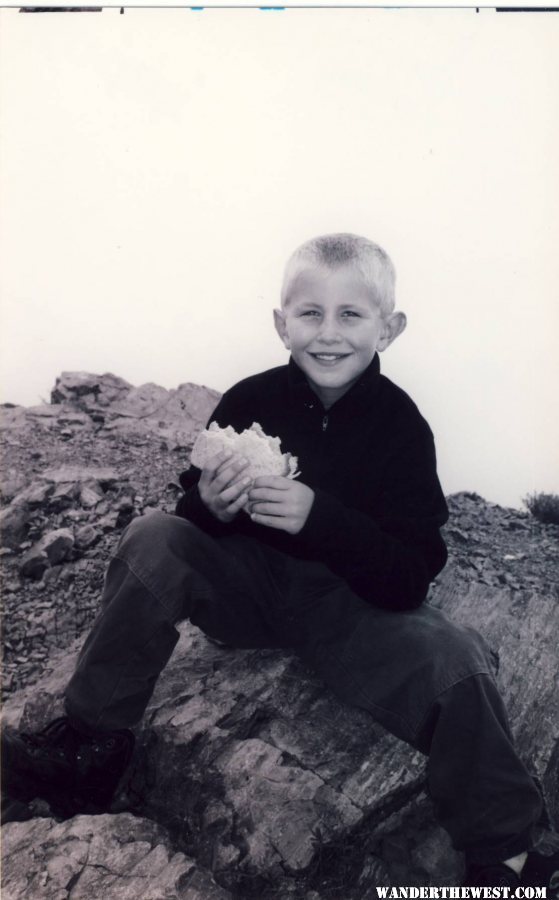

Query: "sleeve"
left=174, top=385, right=252, bottom=536
left=295, top=424, right=448, bottom=611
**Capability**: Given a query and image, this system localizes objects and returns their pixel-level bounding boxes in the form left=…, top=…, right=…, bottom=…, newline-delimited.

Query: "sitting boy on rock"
left=2, top=233, right=557, bottom=890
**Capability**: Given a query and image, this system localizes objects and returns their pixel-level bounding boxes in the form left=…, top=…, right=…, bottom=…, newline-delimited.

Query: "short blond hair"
left=281, top=233, right=396, bottom=315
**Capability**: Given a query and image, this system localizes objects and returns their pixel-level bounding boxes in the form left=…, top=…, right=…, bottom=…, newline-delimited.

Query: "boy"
left=2, top=234, right=556, bottom=889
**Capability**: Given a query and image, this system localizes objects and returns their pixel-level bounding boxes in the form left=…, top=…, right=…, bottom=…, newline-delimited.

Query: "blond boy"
left=3, top=234, right=555, bottom=889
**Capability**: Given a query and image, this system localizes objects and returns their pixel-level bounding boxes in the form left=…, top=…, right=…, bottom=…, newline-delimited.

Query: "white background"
left=0, top=8, right=557, bottom=508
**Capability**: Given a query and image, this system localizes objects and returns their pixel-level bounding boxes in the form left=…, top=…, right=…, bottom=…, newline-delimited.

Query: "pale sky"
left=0, top=8, right=557, bottom=509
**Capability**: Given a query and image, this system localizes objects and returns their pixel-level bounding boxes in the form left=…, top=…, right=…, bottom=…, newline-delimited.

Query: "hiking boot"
left=1, top=716, right=134, bottom=820
left=522, top=847, right=559, bottom=899
left=464, top=862, right=521, bottom=888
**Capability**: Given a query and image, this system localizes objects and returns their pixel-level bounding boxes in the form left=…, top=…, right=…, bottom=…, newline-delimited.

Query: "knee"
left=118, top=510, right=193, bottom=556
left=121, top=509, right=167, bottom=541
left=414, top=617, right=494, bottom=688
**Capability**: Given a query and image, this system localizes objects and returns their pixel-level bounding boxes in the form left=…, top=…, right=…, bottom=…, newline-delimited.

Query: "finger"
left=199, top=449, right=234, bottom=484
left=249, top=512, right=290, bottom=531
left=248, top=500, right=287, bottom=517
left=214, top=451, right=246, bottom=476
left=225, top=491, right=249, bottom=516
left=251, top=476, right=291, bottom=491
left=248, top=486, right=286, bottom=502
left=220, top=476, right=252, bottom=505
left=212, top=458, right=251, bottom=492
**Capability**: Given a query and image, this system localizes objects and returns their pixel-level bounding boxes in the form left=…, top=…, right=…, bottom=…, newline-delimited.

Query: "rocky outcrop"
left=1, top=375, right=558, bottom=898
left=49, top=371, right=221, bottom=449
left=1, top=373, right=220, bottom=694
left=1, top=813, right=231, bottom=899
left=50, top=372, right=133, bottom=410
left=3, top=564, right=558, bottom=896
left=2, top=371, right=220, bottom=451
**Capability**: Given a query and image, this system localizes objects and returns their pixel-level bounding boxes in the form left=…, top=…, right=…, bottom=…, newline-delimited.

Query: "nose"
left=317, top=314, right=342, bottom=344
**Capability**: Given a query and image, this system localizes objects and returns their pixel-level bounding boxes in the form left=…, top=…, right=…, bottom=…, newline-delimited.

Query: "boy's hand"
left=248, top=477, right=315, bottom=535
left=198, top=451, right=252, bottom=523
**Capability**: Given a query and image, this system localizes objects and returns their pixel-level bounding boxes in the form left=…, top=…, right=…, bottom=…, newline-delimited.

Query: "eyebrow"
left=338, top=302, right=369, bottom=309
left=291, top=299, right=370, bottom=310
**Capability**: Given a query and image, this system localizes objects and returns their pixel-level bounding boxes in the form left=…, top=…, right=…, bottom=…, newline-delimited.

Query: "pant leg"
left=418, top=672, right=543, bottom=865
left=288, top=560, right=543, bottom=866
left=65, top=512, right=288, bottom=733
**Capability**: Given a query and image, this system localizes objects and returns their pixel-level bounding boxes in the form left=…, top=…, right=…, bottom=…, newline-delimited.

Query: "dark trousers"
left=65, top=512, right=542, bottom=866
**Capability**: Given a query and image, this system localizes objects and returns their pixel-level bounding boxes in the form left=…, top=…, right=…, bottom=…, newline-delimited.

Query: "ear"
left=377, top=311, right=407, bottom=352
left=273, top=308, right=291, bottom=350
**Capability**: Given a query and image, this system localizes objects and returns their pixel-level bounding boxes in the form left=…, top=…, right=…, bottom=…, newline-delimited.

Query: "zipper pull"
left=322, top=415, right=328, bottom=431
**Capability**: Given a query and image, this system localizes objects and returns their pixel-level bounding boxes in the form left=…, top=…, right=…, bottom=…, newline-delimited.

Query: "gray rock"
left=0, top=407, right=29, bottom=431
left=25, top=405, right=60, bottom=420
left=175, top=382, right=222, bottom=425
left=1, top=626, right=428, bottom=886
left=0, top=813, right=232, bottom=900
left=56, top=410, right=92, bottom=428
left=3, top=568, right=558, bottom=895
left=102, top=381, right=220, bottom=447
left=51, top=372, right=132, bottom=410
left=11, top=483, right=53, bottom=507
left=50, top=482, right=78, bottom=508
left=19, top=547, right=49, bottom=580
left=79, top=481, right=104, bottom=508
left=20, top=529, right=74, bottom=576
left=109, top=381, right=219, bottom=427
left=212, top=736, right=362, bottom=871
left=74, top=524, right=101, bottom=550
left=40, top=466, right=120, bottom=486
left=141, top=505, right=162, bottom=517
left=109, top=382, right=176, bottom=419
left=2, top=372, right=220, bottom=451
left=40, top=528, right=74, bottom=565
left=101, top=417, right=154, bottom=438
left=98, top=512, right=120, bottom=532
left=64, top=509, right=86, bottom=523
left=115, top=495, right=134, bottom=512
left=0, top=473, right=27, bottom=503
left=0, top=505, right=30, bottom=550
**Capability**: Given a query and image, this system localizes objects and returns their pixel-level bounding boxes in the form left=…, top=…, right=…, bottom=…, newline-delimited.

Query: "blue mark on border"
left=260, top=7, right=285, bottom=10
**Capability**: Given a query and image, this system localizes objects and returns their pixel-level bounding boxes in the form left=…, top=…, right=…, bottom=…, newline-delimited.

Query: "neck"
left=309, top=378, right=358, bottom=410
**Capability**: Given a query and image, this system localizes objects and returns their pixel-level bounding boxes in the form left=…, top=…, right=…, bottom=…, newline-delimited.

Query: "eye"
left=342, top=310, right=361, bottom=318
left=299, top=309, right=320, bottom=317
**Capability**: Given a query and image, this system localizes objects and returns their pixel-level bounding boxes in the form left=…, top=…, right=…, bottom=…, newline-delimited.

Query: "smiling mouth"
left=309, top=352, right=351, bottom=362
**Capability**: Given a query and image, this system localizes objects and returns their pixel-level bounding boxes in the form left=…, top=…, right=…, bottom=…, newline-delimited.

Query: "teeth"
left=314, top=354, right=343, bottom=360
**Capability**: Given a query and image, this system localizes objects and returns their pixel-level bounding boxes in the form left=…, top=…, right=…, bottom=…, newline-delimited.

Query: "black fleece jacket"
left=176, top=354, right=448, bottom=611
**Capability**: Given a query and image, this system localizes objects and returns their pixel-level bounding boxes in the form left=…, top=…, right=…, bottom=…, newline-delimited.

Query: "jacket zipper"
left=322, top=415, right=329, bottom=432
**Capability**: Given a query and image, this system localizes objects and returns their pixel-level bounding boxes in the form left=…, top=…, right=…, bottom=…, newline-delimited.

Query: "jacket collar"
left=287, top=353, right=382, bottom=414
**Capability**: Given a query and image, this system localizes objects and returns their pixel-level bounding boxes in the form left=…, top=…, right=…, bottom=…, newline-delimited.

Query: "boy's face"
left=274, top=264, right=405, bottom=408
